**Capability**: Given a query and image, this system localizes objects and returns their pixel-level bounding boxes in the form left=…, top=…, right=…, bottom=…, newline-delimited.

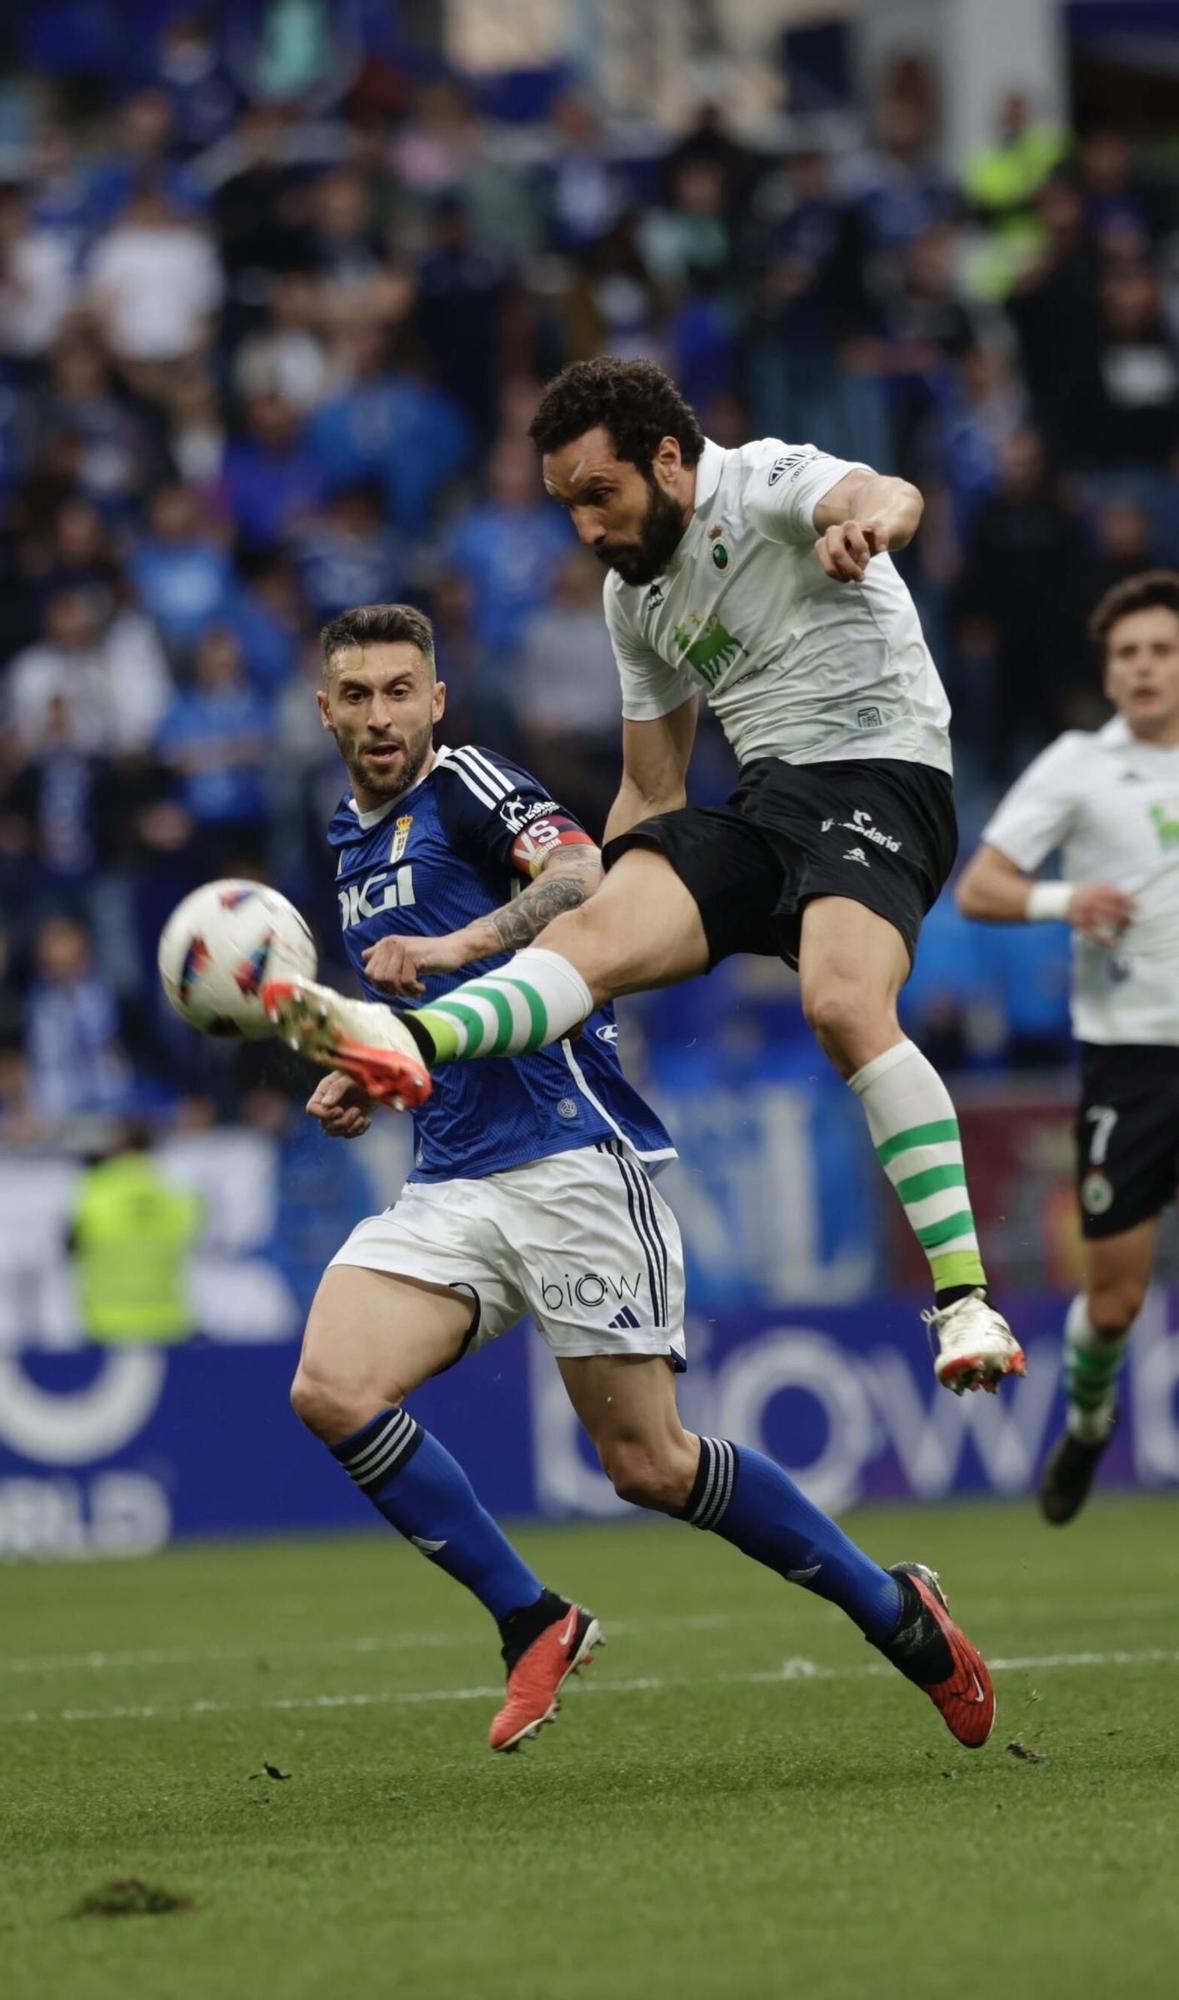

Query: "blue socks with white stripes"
left=332, top=1408, right=545, bottom=1624
left=331, top=1413, right=902, bottom=1649
left=681, top=1437, right=903, bottom=1643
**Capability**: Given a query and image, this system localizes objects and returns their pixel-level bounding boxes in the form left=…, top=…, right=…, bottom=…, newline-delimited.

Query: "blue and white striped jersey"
left=327, top=743, right=675, bottom=1182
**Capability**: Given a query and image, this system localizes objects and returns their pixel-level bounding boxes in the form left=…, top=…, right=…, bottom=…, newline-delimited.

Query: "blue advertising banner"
left=3, top=1290, right=1177, bottom=1556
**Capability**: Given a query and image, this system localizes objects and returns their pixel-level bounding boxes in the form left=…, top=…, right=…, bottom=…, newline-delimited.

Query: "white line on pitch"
left=0, top=1610, right=772, bottom=1678
left=1, top=1646, right=1176, bottom=1728
left=5, top=1592, right=1178, bottom=1680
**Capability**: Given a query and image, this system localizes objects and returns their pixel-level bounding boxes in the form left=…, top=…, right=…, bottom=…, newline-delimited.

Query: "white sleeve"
left=981, top=736, right=1083, bottom=873
left=744, top=440, right=870, bottom=547
left=603, top=584, right=696, bottom=722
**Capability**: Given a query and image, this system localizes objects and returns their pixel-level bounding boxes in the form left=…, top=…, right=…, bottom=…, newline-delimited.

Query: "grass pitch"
left=3, top=1495, right=1179, bottom=2000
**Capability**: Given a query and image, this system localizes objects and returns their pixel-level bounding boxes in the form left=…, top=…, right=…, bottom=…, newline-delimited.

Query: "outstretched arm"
left=363, top=844, right=602, bottom=997
left=812, top=467, right=924, bottom=581
left=956, top=842, right=1136, bottom=942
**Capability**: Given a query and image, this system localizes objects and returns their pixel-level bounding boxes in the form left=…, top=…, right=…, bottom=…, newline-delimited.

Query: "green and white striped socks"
left=1063, top=1294, right=1128, bottom=1442
left=849, top=1040, right=986, bottom=1300
left=410, top=947, right=594, bottom=1062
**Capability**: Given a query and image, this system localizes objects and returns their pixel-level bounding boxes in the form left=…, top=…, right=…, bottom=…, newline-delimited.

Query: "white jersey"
left=603, top=436, right=952, bottom=774
left=983, top=716, right=1179, bottom=1046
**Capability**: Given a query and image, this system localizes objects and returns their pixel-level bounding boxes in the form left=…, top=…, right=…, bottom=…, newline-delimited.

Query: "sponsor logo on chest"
left=338, top=864, right=416, bottom=929
left=670, top=610, right=747, bottom=688
left=1148, top=797, right=1179, bottom=852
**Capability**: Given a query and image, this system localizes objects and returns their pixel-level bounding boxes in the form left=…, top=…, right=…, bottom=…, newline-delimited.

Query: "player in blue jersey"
left=271, top=601, right=997, bottom=1754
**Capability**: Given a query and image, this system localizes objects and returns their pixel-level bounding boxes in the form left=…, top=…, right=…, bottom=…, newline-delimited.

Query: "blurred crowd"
left=2, top=2, right=1178, bottom=1142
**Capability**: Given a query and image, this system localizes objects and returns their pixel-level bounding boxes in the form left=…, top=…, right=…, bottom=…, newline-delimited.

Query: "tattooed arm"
left=362, top=844, right=602, bottom=998
left=480, top=844, right=602, bottom=954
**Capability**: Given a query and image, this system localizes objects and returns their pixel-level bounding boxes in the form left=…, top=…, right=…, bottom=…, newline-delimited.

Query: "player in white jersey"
left=269, top=359, right=1023, bottom=1396
left=957, top=571, right=1179, bottom=1520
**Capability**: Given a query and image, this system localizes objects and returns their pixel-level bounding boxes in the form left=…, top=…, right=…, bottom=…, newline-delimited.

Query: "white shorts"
left=329, top=1140, right=686, bottom=1366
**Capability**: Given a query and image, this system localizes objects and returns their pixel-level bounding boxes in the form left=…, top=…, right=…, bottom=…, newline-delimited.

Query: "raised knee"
left=290, top=1354, right=392, bottom=1442
left=803, top=976, right=879, bottom=1072
left=603, top=1441, right=688, bottom=1514
left=290, top=1362, right=338, bottom=1438
left=803, top=981, right=849, bottom=1037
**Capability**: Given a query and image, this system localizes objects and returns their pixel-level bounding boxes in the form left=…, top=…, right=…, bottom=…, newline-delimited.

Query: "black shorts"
left=602, top=757, right=957, bottom=970
left=1076, top=1043, right=1179, bottom=1238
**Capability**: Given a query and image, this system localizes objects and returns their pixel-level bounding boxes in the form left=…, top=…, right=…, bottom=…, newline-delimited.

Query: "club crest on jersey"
left=709, top=526, right=729, bottom=570
left=390, top=814, right=413, bottom=863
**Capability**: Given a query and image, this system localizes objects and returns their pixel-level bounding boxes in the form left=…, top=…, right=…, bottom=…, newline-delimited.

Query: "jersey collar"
left=1101, top=715, right=1179, bottom=754
left=347, top=748, right=441, bottom=828
left=659, top=438, right=724, bottom=581
left=692, top=437, right=725, bottom=513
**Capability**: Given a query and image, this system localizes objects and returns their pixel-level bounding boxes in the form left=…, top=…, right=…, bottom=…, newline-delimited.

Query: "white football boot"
left=923, top=1289, right=1026, bottom=1394
left=262, top=974, right=432, bottom=1110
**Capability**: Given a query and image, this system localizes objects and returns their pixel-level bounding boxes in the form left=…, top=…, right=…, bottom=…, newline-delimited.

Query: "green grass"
left=4, top=1495, right=1179, bottom=2000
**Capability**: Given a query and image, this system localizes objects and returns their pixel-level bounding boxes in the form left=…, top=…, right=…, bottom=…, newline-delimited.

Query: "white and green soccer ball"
left=158, top=879, right=317, bottom=1040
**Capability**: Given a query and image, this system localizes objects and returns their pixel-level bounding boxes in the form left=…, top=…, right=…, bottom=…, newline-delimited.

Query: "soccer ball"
left=158, top=879, right=317, bottom=1040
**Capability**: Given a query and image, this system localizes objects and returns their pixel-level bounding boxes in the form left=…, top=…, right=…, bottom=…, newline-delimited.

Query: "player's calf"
left=597, top=1434, right=698, bottom=1514
left=848, top=1038, right=1025, bottom=1390
left=1039, top=1291, right=1133, bottom=1523
left=293, top=1277, right=587, bottom=1750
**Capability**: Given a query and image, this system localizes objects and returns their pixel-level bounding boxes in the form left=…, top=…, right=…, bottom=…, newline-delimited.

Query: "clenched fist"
left=1067, top=883, right=1137, bottom=946
left=306, top=1069, right=373, bottom=1138
left=814, top=518, right=890, bottom=583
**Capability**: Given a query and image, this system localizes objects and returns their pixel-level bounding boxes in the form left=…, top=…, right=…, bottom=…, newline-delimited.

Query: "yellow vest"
left=964, top=125, right=1067, bottom=212
left=73, top=1154, right=203, bottom=1343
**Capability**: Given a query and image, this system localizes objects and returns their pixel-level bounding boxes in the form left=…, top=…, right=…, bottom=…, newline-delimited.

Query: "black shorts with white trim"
left=602, top=757, right=957, bottom=970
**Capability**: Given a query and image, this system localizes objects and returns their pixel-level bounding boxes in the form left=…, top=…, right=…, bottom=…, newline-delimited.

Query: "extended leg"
left=410, top=849, right=709, bottom=1061
left=558, top=1353, right=995, bottom=1747
left=799, top=895, right=1024, bottom=1393
left=559, top=1353, right=900, bottom=1637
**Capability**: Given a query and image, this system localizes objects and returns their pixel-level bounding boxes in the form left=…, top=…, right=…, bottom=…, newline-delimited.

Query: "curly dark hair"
left=1089, top=570, right=1179, bottom=651
left=528, top=357, right=705, bottom=472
